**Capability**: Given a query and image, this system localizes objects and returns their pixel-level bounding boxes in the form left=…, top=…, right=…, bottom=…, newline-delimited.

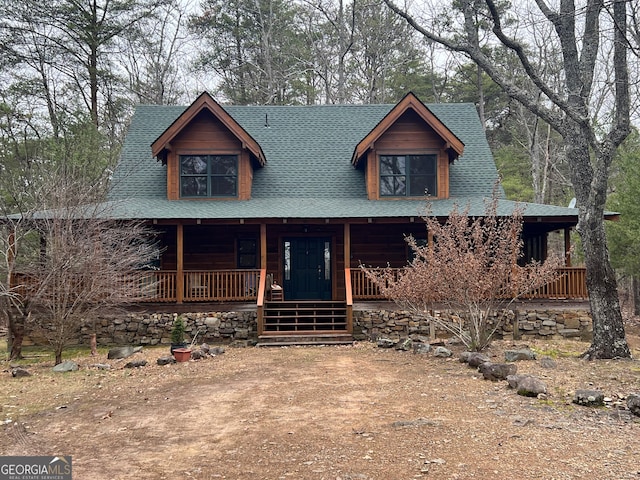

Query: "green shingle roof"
left=107, top=100, right=579, bottom=221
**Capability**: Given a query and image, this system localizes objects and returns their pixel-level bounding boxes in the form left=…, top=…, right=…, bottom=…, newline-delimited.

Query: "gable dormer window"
left=180, top=154, right=238, bottom=197
left=380, top=154, right=437, bottom=197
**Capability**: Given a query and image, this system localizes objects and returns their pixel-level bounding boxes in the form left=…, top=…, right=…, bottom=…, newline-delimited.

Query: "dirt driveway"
left=2, top=335, right=640, bottom=480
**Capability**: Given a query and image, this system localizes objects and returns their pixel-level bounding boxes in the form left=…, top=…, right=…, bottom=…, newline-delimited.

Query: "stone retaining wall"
left=18, top=306, right=592, bottom=346
left=81, top=311, right=257, bottom=346
left=353, top=308, right=593, bottom=342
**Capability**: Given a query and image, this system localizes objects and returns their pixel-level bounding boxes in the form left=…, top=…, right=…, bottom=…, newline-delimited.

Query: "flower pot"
left=170, top=342, right=187, bottom=355
left=173, top=348, right=192, bottom=362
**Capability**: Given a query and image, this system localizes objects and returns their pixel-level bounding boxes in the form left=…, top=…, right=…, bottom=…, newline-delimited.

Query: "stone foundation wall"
left=19, top=306, right=592, bottom=346
left=353, top=308, right=593, bottom=342
left=80, top=311, right=257, bottom=346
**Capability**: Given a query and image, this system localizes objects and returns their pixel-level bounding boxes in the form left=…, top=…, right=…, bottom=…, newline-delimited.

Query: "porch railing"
left=11, top=267, right=587, bottom=304
left=350, top=267, right=589, bottom=301
left=132, top=269, right=261, bottom=303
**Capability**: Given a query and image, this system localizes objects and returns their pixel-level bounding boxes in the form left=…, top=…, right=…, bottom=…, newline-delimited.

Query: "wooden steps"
left=259, top=300, right=352, bottom=346
left=257, top=333, right=354, bottom=347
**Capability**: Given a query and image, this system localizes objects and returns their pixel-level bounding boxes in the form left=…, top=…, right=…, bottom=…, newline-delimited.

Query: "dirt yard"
left=2, top=330, right=640, bottom=480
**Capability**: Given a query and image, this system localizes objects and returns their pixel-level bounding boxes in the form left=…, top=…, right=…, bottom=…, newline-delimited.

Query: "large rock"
left=467, top=352, right=490, bottom=368
left=627, top=394, right=640, bottom=417
left=11, top=367, right=31, bottom=378
left=504, top=349, right=537, bottom=362
left=395, top=338, right=413, bottom=351
left=53, top=360, right=79, bottom=372
left=107, top=346, right=143, bottom=359
left=377, top=338, right=396, bottom=349
left=433, top=346, right=452, bottom=358
left=478, top=362, right=517, bottom=381
left=574, top=389, right=605, bottom=407
left=124, top=360, right=148, bottom=369
left=507, top=374, right=547, bottom=397
left=413, top=343, right=432, bottom=355
left=157, top=356, right=176, bottom=366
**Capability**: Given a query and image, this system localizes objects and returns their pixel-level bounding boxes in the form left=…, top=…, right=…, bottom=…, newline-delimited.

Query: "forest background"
left=1, top=0, right=640, bottom=307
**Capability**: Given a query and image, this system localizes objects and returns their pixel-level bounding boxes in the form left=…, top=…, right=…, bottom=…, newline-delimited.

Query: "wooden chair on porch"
left=266, top=274, right=284, bottom=301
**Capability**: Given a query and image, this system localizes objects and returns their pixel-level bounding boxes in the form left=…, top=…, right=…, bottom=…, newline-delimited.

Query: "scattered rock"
left=200, top=343, right=211, bottom=354
left=573, top=389, right=605, bottom=407
left=191, top=349, right=207, bottom=360
left=395, top=338, right=413, bottom=351
left=459, top=352, right=472, bottom=363
left=627, top=394, right=640, bottom=417
left=512, top=416, right=534, bottom=427
left=157, top=356, right=176, bottom=366
left=391, top=418, right=439, bottom=428
left=478, top=362, right=517, bottom=381
left=467, top=352, right=490, bottom=368
left=107, top=346, right=143, bottom=360
left=539, top=356, right=558, bottom=369
left=210, top=346, right=226, bottom=355
left=413, top=343, right=432, bottom=354
left=53, top=360, right=79, bottom=373
left=377, top=338, right=396, bottom=349
left=504, top=349, right=537, bottom=362
left=507, top=374, right=547, bottom=397
left=88, top=364, right=111, bottom=370
left=433, top=346, right=452, bottom=358
left=124, top=360, right=148, bottom=369
left=11, top=367, right=31, bottom=378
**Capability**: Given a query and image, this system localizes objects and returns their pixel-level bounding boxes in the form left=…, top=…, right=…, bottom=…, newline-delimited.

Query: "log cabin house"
left=103, top=92, right=589, bottom=342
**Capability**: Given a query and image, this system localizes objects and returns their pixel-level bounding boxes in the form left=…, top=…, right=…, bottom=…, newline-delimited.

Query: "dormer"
left=352, top=93, right=464, bottom=200
left=151, top=92, right=266, bottom=200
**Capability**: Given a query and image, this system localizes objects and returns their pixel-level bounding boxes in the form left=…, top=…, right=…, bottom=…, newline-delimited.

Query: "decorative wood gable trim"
left=151, top=91, right=266, bottom=167
left=351, top=92, right=464, bottom=167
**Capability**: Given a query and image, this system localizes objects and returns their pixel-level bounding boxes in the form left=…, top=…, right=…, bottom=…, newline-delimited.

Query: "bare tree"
left=12, top=174, right=158, bottom=364
left=361, top=194, right=562, bottom=351
left=384, top=0, right=632, bottom=359
left=120, top=0, right=191, bottom=105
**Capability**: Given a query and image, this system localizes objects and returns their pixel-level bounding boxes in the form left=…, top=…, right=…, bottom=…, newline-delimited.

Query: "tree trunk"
left=568, top=130, right=630, bottom=359
left=55, top=347, right=63, bottom=366
left=8, top=309, right=25, bottom=361
left=633, top=276, right=640, bottom=316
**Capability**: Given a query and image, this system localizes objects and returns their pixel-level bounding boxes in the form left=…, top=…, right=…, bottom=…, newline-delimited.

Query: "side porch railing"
left=350, top=267, right=589, bottom=300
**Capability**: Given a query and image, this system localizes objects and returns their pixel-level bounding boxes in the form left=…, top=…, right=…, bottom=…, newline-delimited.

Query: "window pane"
left=409, top=175, right=436, bottom=196
left=211, top=155, right=237, bottom=175
left=409, top=155, right=437, bottom=174
left=380, top=175, right=406, bottom=196
left=380, top=156, right=405, bottom=175
left=394, top=176, right=406, bottom=195
left=284, top=241, right=291, bottom=281
left=181, top=156, right=208, bottom=174
left=324, top=241, right=331, bottom=281
left=181, top=177, right=208, bottom=196
left=211, top=176, right=237, bottom=196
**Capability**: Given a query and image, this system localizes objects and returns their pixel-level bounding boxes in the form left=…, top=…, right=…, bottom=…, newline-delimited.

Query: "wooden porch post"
left=344, top=223, right=353, bottom=334
left=176, top=222, right=184, bottom=304
left=257, top=223, right=267, bottom=336
left=260, top=223, right=267, bottom=269
left=564, top=227, right=572, bottom=267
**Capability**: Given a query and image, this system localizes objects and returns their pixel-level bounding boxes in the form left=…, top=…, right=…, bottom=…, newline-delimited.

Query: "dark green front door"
left=283, top=237, right=331, bottom=300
